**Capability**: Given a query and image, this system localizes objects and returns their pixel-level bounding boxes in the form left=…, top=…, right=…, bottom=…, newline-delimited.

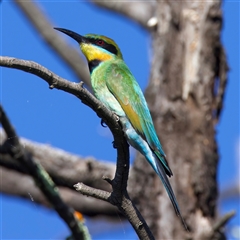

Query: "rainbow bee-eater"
left=54, top=28, right=187, bottom=230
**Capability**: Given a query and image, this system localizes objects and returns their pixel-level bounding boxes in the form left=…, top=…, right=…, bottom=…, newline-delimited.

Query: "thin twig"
left=203, top=211, right=236, bottom=240
left=74, top=183, right=111, bottom=201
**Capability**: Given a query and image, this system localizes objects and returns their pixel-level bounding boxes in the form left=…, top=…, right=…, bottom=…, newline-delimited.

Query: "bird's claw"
left=101, top=119, right=107, bottom=128
left=112, top=141, right=117, bottom=149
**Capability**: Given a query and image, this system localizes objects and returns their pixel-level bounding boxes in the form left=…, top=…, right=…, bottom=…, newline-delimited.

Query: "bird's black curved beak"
left=54, top=27, right=87, bottom=43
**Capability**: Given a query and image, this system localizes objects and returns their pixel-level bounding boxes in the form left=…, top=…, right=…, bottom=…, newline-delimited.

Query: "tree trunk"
left=1, top=1, right=229, bottom=239
left=130, top=1, right=227, bottom=239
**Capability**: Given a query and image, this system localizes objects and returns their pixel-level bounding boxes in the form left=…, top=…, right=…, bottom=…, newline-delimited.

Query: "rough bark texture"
left=0, top=166, right=117, bottom=217
left=0, top=130, right=115, bottom=191
left=129, top=1, right=227, bottom=239
left=1, top=0, right=229, bottom=239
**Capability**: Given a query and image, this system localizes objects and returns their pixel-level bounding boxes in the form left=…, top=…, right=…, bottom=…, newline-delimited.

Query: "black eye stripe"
left=89, top=38, right=118, bottom=56
left=104, top=43, right=118, bottom=55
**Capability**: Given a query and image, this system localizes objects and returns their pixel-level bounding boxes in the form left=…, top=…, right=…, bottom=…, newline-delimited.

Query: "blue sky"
left=0, top=1, right=239, bottom=239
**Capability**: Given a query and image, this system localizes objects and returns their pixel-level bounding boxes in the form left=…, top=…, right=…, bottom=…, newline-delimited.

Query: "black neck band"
left=88, top=59, right=101, bottom=73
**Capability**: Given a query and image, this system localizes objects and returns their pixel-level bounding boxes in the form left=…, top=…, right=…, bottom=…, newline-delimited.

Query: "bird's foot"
left=100, top=119, right=107, bottom=128
left=112, top=141, right=117, bottom=149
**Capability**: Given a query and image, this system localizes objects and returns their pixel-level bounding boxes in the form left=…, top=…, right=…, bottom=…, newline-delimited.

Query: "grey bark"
left=1, top=0, right=229, bottom=239
left=128, top=1, right=228, bottom=239
left=0, top=130, right=115, bottom=192
left=0, top=166, right=117, bottom=217
left=0, top=57, right=154, bottom=239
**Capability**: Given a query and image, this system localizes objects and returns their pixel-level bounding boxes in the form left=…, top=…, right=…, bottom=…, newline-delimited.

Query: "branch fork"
left=0, top=56, right=154, bottom=240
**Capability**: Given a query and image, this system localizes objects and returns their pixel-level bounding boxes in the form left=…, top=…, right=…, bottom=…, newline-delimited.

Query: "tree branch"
left=0, top=56, right=154, bottom=239
left=0, top=105, right=90, bottom=240
left=0, top=129, right=119, bottom=217
left=0, top=130, right=115, bottom=192
left=14, top=0, right=91, bottom=87
left=74, top=182, right=111, bottom=201
left=0, top=166, right=117, bottom=217
left=203, top=211, right=236, bottom=240
left=91, top=1, right=155, bottom=30
left=219, top=184, right=240, bottom=202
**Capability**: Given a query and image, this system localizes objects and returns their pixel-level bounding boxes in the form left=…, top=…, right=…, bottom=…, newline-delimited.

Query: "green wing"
left=105, top=61, right=172, bottom=176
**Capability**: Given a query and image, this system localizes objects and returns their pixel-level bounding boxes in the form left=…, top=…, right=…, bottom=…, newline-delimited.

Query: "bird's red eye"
left=96, top=40, right=104, bottom=45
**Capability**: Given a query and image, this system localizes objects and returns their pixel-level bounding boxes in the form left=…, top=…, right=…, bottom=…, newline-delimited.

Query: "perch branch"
left=0, top=56, right=154, bottom=240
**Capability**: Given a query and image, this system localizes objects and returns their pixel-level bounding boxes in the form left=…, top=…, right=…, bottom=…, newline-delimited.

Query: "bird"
left=54, top=27, right=188, bottom=230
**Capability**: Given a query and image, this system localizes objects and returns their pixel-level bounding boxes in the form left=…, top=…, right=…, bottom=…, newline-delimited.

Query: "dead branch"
left=0, top=56, right=154, bottom=240
left=91, top=1, right=155, bottom=30
left=0, top=130, right=115, bottom=191
left=203, top=211, right=236, bottom=240
left=0, top=166, right=117, bottom=217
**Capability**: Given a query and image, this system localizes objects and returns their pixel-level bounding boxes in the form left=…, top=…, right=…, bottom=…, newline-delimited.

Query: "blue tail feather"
left=119, top=116, right=188, bottom=230
left=154, top=155, right=188, bottom=231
